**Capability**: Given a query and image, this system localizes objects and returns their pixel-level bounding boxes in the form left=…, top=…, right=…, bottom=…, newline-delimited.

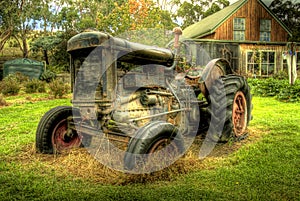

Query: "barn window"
left=233, top=18, right=245, bottom=41
left=246, top=51, right=276, bottom=77
left=247, top=52, right=260, bottom=76
left=260, top=19, right=271, bottom=41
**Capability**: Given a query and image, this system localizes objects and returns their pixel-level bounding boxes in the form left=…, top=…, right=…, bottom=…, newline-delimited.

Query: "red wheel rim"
left=148, top=138, right=170, bottom=153
left=52, top=119, right=81, bottom=152
left=148, top=138, right=179, bottom=156
left=232, top=91, right=247, bottom=137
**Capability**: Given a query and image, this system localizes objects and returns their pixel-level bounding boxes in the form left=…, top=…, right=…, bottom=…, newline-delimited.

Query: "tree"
left=0, top=0, right=44, bottom=58
left=95, top=0, right=175, bottom=36
left=0, top=1, right=18, bottom=51
left=173, top=0, right=230, bottom=29
left=269, top=0, right=300, bottom=41
left=203, top=0, right=230, bottom=18
left=1, top=0, right=176, bottom=65
left=14, top=0, right=37, bottom=58
left=30, top=34, right=63, bottom=65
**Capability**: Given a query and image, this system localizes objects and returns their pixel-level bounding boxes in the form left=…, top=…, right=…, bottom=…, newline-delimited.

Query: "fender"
left=199, top=58, right=233, bottom=98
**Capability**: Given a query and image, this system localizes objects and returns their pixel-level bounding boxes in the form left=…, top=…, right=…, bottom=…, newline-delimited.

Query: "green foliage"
left=118, top=28, right=174, bottom=47
left=174, top=0, right=230, bottom=29
left=277, top=82, right=300, bottom=102
left=248, top=78, right=300, bottom=102
left=0, top=94, right=7, bottom=106
left=272, top=70, right=289, bottom=80
left=0, top=1, right=17, bottom=51
left=30, top=35, right=62, bottom=63
left=175, top=1, right=203, bottom=29
left=48, top=79, right=70, bottom=98
left=270, top=0, right=300, bottom=41
left=0, top=74, right=24, bottom=95
left=24, top=79, right=46, bottom=93
left=30, top=31, right=72, bottom=69
left=0, top=72, right=68, bottom=97
left=97, top=0, right=175, bottom=36
left=13, top=72, right=30, bottom=83
left=0, top=73, right=49, bottom=95
left=40, top=70, right=57, bottom=83
left=203, top=0, right=230, bottom=18
left=1, top=0, right=177, bottom=66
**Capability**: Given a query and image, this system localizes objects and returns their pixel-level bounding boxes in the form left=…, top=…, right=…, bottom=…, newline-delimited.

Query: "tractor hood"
left=67, top=30, right=175, bottom=67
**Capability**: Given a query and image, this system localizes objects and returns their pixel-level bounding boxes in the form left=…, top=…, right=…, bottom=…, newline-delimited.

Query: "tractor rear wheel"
left=36, top=106, right=82, bottom=154
left=208, top=75, right=252, bottom=142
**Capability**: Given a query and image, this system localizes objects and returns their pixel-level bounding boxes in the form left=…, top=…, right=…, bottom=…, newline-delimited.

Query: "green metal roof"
left=182, top=0, right=292, bottom=39
left=183, top=0, right=247, bottom=39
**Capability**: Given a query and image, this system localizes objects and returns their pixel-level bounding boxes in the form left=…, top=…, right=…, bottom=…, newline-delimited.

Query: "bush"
left=273, top=70, right=289, bottom=80
left=13, top=72, right=30, bottom=83
left=248, top=78, right=300, bottom=102
left=276, top=82, right=300, bottom=102
left=40, top=70, right=57, bottom=83
left=0, top=74, right=22, bottom=95
left=24, top=79, right=46, bottom=93
left=0, top=94, right=7, bottom=106
left=48, top=79, right=70, bottom=98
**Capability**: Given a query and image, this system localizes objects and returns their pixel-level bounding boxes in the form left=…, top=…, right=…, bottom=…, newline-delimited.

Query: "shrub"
left=48, top=79, right=70, bottom=98
left=0, top=74, right=22, bottom=95
left=248, top=78, right=300, bottom=102
left=40, top=70, right=57, bottom=83
left=276, top=82, right=300, bottom=102
left=14, top=72, right=30, bottom=83
left=0, top=94, right=7, bottom=106
left=24, top=79, right=46, bottom=93
left=273, top=70, right=288, bottom=80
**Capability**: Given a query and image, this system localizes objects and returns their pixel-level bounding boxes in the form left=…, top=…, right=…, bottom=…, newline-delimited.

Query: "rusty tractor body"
left=36, top=28, right=252, bottom=171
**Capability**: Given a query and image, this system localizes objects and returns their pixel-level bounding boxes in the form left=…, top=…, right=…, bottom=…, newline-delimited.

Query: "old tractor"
left=36, top=28, right=252, bottom=171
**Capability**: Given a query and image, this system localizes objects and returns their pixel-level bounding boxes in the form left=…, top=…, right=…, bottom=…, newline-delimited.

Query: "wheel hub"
left=52, top=119, right=81, bottom=152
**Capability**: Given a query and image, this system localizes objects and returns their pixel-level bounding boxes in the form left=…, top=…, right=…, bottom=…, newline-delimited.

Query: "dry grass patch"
left=5, top=128, right=261, bottom=185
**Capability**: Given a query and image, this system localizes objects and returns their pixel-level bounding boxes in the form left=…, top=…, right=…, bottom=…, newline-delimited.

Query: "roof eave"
left=211, top=0, right=248, bottom=32
left=184, top=0, right=249, bottom=39
left=257, top=0, right=293, bottom=37
left=193, top=30, right=216, bottom=39
left=183, top=38, right=291, bottom=45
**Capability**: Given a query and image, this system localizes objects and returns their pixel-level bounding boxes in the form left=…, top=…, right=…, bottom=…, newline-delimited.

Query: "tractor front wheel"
left=36, top=106, right=82, bottom=154
left=124, top=121, right=184, bottom=171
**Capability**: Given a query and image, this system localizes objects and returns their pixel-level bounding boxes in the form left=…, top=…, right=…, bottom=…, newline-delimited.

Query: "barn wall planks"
left=204, top=0, right=289, bottom=42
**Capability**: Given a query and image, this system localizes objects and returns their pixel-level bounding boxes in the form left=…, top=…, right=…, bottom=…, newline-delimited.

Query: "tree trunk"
left=0, top=30, right=12, bottom=51
left=43, top=49, right=49, bottom=65
left=22, top=36, right=29, bottom=58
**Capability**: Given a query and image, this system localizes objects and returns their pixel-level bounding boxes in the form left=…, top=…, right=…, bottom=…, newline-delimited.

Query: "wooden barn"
left=182, top=0, right=299, bottom=78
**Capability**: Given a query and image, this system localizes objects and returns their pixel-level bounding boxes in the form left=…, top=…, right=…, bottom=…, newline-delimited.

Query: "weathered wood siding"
left=204, top=0, right=289, bottom=42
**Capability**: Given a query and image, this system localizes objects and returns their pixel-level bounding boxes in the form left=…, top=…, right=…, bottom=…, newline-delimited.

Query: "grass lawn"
left=0, top=94, right=299, bottom=201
